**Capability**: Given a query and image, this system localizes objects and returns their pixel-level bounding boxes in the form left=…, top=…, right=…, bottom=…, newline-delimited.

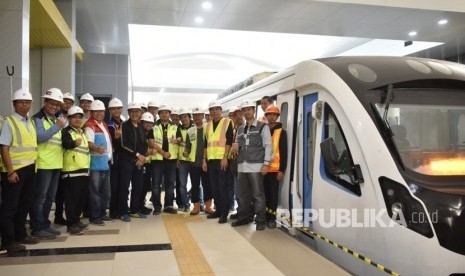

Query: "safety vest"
left=269, top=128, right=282, bottom=172
left=178, top=127, right=189, bottom=161
left=205, top=118, right=230, bottom=160
left=183, top=126, right=200, bottom=162
left=37, top=117, right=63, bottom=169
left=3, top=116, right=38, bottom=171
left=62, top=128, right=90, bottom=172
left=151, top=122, right=178, bottom=161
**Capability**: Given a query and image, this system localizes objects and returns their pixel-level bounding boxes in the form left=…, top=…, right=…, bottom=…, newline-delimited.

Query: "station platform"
left=0, top=208, right=349, bottom=276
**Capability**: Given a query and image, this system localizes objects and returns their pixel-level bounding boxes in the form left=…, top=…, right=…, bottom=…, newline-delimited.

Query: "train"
left=218, top=56, right=465, bottom=275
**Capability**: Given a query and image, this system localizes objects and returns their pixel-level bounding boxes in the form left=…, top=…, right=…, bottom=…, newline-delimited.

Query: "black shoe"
left=207, top=212, right=220, bottom=219
left=78, top=221, right=89, bottom=230
left=218, top=217, right=228, bottom=224
left=5, top=243, right=26, bottom=252
left=54, top=217, right=67, bottom=226
left=267, top=221, right=277, bottom=229
left=163, top=208, right=178, bottom=214
left=231, top=219, right=249, bottom=227
left=89, top=219, right=105, bottom=226
left=248, top=216, right=255, bottom=223
left=18, top=236, right=39, bottom=245
left=46, top=227, right=61, bottom=235
left=230, top=213, right=239, bottom=220
left=67, top=225, right=84, bottom=235
left=153, top=208, right=161, bottom=215
left=256, top=223, right=266, bottom=231
left=140, top=207, right=152, bottom=215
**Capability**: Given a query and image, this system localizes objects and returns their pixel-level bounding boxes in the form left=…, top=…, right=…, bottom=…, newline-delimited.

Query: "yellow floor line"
left=162, top=214, right=215, bottom=275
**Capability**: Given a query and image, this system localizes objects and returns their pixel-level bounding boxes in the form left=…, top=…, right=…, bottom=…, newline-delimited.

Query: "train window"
left=280, top=102, right=288, bottom=130
left=322, top=104, right=361, bottom=196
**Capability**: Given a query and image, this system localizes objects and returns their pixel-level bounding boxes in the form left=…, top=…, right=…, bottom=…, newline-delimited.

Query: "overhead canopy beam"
left=30, top=0, right=84, bottom=61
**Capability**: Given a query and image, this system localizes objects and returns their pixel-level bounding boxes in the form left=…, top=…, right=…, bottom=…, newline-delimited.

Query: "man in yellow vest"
left=149, top=104, right=181, bottom=215
left=263, top=105, right=287, bottom=229
left=61, top=106, right=90, bottom=235
left=177, top=107, right=193, bottom=212
left=202, top=101, right=234, bottom=224
left=231, top=99, right=272, bottom=231
left=31, top=88, right=65, bottom=240
left=0, top=89, right=39, bottom=253
left=184, top=107, right=210, bottom=215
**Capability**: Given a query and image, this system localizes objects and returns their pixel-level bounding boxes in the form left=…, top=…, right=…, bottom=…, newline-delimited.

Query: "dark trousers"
left=0, top=164, right=35, bottom=246
left=109, top=158, right=122, bottom=218
left=139, top=163, right=152, bottom=210
left=175, top=167, right=182, bottom=207
left=54, top=176, right=65, bottom=219
left=263, top=172, right=280, bottom=221
left=207, top=160, right=230, bottom=218
left=237, top=172, right=266, bottom=224
left=189, top=164, right=210, bottom=203
left=151, top=161, right=176, bottom=210
left=63, top=175, right=89, bottom=226
left=117, top=158, right=144, bottom=216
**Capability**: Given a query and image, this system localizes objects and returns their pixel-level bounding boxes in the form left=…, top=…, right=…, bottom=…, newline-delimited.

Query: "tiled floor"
left=0, top=211, right=349, bottom=276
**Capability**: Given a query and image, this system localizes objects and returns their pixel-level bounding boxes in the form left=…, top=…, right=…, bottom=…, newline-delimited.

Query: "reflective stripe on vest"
left=62, top=129, right=90, bottom=172
left=37, top=117, right=63, bottom=169
left=205, top=118, right=230, bottom=160
left=178, top=127, right=189, bottom=161
left=269, top=128, right=282, bottom=172
left=5, top=116, right=38, bottom=171
left=0, top=117, right=3, bottom=170
left=151, top=123, right=178, bottom=161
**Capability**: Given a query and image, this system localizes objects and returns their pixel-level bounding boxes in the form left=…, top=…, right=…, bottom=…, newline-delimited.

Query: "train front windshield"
left=375, top=88, right=465, bottom=177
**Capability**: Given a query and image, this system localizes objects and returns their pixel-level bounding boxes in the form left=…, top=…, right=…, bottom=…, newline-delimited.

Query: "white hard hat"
left=128, top=102, right=141, bottom=110
left=141, top=112, right=154, bottom=123
left=68, top=106, right=84, bottom=117
left=108, top=98, right=123, bottom=108
left=148, top=100, right=158, bottom=108
left=141, top=102, right=147, bottom=109
left=158, top=104, right=171, bottom=113
left=63, top=92, right=75, bottom=102
left=42, top=88, right=64, bottom=103
left=90, top=100, right=105, bottom=111
left=12, top=88, right=33, bottom=101
left=240, top=99, right=255, bottom=109
left=208, top=101, right=222, bottom=110
left=80, top=93, right=94, bottom=102
left=191, top=106, right=204, bottom=115
left=171, top=107, right=179, bottom=115
left=178, top=107, right=190, bottom=115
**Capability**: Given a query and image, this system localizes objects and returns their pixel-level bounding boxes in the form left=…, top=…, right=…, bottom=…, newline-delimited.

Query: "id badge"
left=245, top=138, right=250, bottom=146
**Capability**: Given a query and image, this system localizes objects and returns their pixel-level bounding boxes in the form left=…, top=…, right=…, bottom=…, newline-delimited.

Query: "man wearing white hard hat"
left=184, top=107, right=210, bottom=215
left=61, top=106, right=90, bottom=235
left=58, top=92, right=75, bottom=126
left=138, top=112, right=155, bottom=215
left=84, top=100, right=113, bottom=226
left=30, top=88, right=66, bottom=240
left=231, top=99, right=272, bottom=231
left=106, top=97, right=124, bottom=219
left=203, top=100, right=234, bottom=224
left=118, top=103, right=148, bottom=222
left=147, top=100, right=159, bottom=120
left=79, top=92, right=94, bottom=123
left=177, top=107, right=193, bottom=212
left=149, top=104, right=181, bottom=215
left=0, top=89, right=39, bottom=253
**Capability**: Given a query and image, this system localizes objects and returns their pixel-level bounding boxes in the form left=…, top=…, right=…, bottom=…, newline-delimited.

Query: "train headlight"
left=379, top=177, right=434, bottom=238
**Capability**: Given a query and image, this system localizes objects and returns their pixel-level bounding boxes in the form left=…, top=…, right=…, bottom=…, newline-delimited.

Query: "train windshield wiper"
left=381, top=84, right=394, bottom=128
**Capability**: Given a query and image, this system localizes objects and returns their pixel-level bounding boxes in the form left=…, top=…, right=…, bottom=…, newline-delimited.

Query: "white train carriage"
left=218, top=56, right=465, bottom=275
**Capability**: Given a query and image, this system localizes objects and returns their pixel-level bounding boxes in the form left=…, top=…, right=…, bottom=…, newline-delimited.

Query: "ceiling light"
left=438, top=19, right=448, bottom=25
left=195, top=17, right=204, bottom=24
left=408, top=31, right=417, bottom=37
left=202, top=1, right=212, bottom=10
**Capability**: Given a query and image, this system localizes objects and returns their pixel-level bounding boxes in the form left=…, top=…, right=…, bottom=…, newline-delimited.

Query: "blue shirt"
left=0, top=112, right=34, bottom=146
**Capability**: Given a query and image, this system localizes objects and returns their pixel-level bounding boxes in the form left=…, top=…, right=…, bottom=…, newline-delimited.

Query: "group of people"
left=0, top=88, right=287, bottom=254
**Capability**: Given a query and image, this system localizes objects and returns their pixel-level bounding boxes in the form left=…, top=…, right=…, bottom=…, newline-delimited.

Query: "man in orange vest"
left=263, top=105, right=287, bottom=229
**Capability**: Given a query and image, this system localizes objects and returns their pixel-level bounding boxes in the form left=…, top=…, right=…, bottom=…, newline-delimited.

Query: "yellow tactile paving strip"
left=162, top=214, right=215, bottom=275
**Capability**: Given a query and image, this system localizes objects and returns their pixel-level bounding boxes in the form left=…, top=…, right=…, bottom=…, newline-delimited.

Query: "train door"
left=275, top=90, right=296, bottom=226
left=302, top=93, right=318, bottom=230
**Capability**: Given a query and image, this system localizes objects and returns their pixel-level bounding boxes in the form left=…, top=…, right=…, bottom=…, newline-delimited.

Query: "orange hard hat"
left=265, top=105, right=280, bottom=115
